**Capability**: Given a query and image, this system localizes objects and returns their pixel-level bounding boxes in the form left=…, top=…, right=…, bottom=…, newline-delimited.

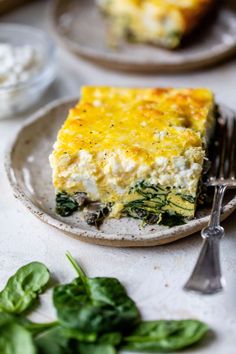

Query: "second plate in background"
left=52, top=0, right=236, bottom=72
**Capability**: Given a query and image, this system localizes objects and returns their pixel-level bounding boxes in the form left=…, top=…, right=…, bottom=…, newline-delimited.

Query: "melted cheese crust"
left=50, top=86, right=214, bottom=217
left=98, top=0, right=214, bottom=47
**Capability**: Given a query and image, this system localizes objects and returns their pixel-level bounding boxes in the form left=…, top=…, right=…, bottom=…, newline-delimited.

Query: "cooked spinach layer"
left=56, top=193, right=79, bottom=217
left=123, top=181, right=195, bottom=226
left=55, top=181, right=196, bottom=227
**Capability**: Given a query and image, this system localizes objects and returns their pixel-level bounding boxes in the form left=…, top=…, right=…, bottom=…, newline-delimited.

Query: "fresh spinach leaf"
left=0, top=311, right=15, bottom=325
left=78, top=343, right=117, bottom=354
left=99, top=332, right=122, bottom=346
left=0, top=312, right=57, bottom=336
left=53, top=253, right=139, bottom=334
left=35, top=327, right=71, bottom=354
left=0, top=254, right=210, bottom=354
left=60, top=327, right=97, bottom=342
left=0, top=321, right=36, bottom=354
left=123, top=319, right=208, bottom=352
left=0, top=262, right=50, bottom=314
left=21, top=318, right=59, bottom=336
left=60, top=330, right=122, bottom=349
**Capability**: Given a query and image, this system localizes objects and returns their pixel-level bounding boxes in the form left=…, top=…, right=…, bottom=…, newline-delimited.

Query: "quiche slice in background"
left=97, top=0, right=215, bottom=48
left=49, top=86, right=215, bottom=226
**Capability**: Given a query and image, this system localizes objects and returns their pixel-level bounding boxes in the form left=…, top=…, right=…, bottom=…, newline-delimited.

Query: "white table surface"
left=1, top=1, right=236, bottom=353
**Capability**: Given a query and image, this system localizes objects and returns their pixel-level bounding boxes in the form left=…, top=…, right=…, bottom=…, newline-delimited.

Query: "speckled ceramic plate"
left=5, top=98, right=236, bottom=247
left=51, top=0, right=236, bottom=72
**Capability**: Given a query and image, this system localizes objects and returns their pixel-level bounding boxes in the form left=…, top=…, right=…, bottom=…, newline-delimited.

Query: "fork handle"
left=208, top=185, right=227, bottom=228
left=184, top=185, right=226, bottom=295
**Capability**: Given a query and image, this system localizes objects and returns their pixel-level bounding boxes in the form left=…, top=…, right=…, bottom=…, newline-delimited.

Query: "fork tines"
left=207, top=109, right=236, bottom=186
left=228, top=118, right=236, bottom=180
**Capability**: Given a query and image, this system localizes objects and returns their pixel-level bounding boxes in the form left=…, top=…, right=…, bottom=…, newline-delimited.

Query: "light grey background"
left=0, top=1, right=236, bottom=353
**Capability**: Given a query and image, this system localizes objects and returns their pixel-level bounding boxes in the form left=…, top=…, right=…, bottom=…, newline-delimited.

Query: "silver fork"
left=184, top=111, right=236, bottom=295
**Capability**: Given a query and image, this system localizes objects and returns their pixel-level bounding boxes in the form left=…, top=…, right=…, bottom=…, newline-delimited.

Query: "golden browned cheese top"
left=54, top=86, right=213, bottom=163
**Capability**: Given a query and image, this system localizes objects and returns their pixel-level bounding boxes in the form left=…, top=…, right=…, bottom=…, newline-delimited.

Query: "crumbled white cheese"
left=104, top=155, right=121, bottom=174
left=93, top=99, right=102, bottom=107
left=137, top=164, right=150, bottom=177
left=120, top=157, right=136, bottom=173
left=173, top=126, right=187, bottom=132
left=154, top=131, right=167, bottom=140
left=173, top=156, right=186, bottom=171
left=155, top=156, right=168, bottom=167
left=0, top=43, right=43, bottom=118
left=0, top=43, right=42, bottom=87
left=140, top=121, right=147, bottom=127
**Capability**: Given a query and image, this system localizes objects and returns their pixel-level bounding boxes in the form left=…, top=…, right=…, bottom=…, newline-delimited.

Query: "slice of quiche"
left=97, top=0, right=215, bottom=48
left=49, top=86, right=215, bottom=226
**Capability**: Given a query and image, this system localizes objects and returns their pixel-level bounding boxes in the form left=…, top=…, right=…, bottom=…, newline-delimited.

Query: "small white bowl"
left=0, top=24, right=56, bottom=119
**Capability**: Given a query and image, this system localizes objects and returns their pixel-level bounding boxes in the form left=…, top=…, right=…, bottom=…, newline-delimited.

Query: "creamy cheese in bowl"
left=0, top=24, right=56, bottom=119
left=0, top=44, right=42, bottom=87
